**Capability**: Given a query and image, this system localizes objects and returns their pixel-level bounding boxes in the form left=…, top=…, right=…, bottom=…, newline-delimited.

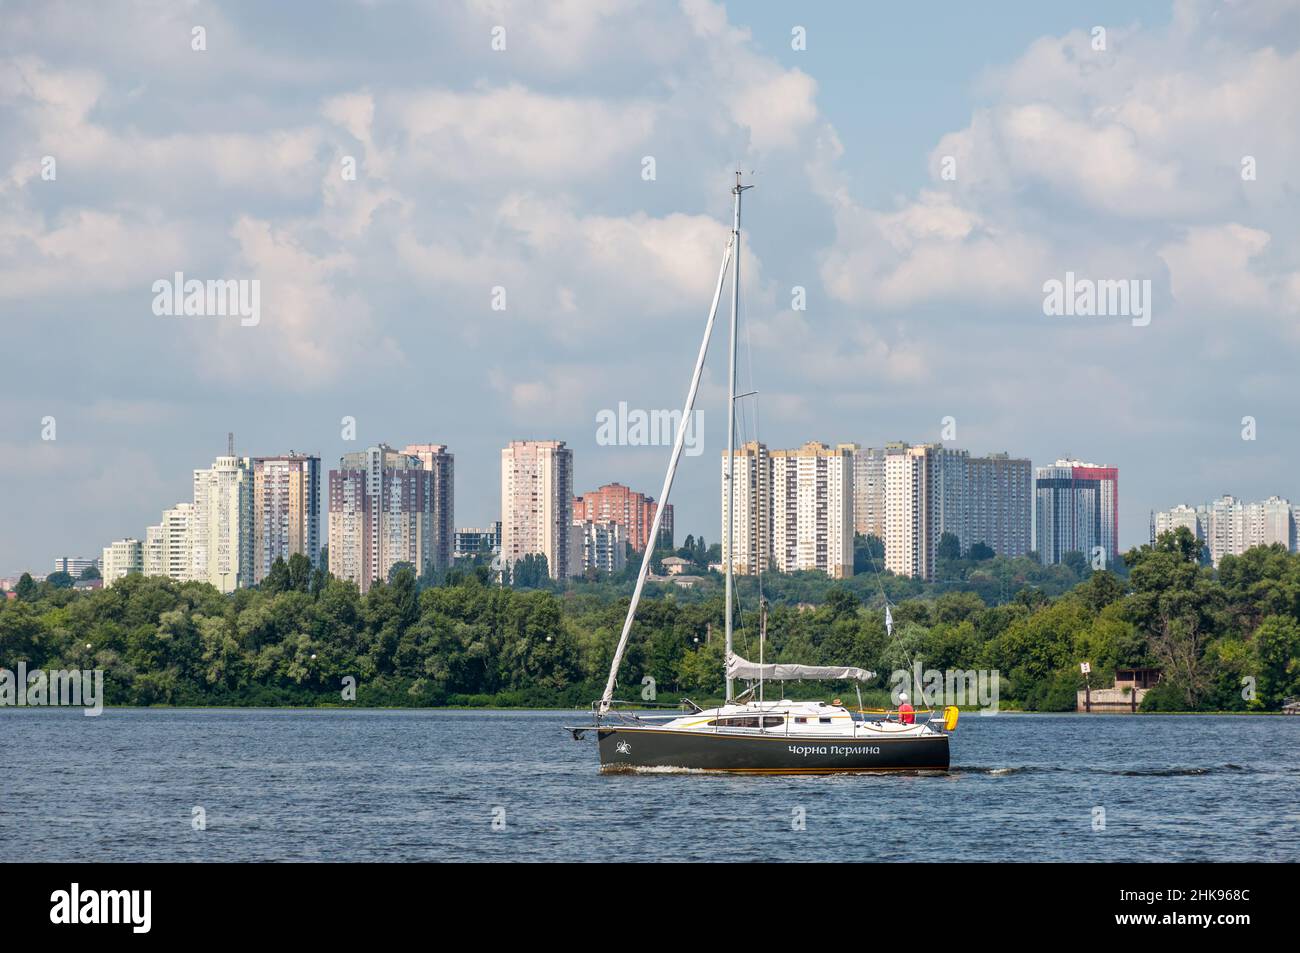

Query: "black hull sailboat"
left=567, top=175, right=956, bottom=774
left=596, top=725, right=950, bottom=774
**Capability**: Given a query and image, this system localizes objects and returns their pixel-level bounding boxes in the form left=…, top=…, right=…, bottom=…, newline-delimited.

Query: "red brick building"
left=573, top=483, right=673, bottom=553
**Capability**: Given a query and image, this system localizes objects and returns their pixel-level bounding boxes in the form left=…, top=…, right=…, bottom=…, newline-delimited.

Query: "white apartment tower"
left=1152, top=503, right=1204, bottom=543
left=163, top=502, right=196, bottom=581
left=500, top=440, right=573, bottom=581
left=884, top=444, right=970, bottom=581
left=192, top=451, right=254, bottom=593
left=101, top=538, right=143, bottom=586
left=1158, top=495, right=1295, bottom=566
left=721, top=441, right=771, bottom=576
left=884, top=447, right=924, bottom=579
left=142, top=502, right=197, bottom=581
left=143, top=524, right=165, bottom=577
left=570, top=519, right=627, bottom=576
left=770, top=442, right=855, bottom=579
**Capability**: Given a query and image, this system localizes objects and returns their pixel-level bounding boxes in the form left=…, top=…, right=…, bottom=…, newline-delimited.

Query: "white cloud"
left=186, top=216, right=402, bottom=389
left=0, top=207, right=193, bottom=299
left=384, top=83, right=657, bottom=184
left=1159, top=223, right=1300, bottom=317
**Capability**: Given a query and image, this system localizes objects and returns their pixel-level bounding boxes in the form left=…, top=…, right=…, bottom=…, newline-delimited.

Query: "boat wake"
left=602, top=764, right=715, bottom=775
left=956, top=763, right=1259, bottom=778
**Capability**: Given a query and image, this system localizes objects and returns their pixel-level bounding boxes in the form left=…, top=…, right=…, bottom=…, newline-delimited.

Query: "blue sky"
left=1, top=0, right=1299, bottom=573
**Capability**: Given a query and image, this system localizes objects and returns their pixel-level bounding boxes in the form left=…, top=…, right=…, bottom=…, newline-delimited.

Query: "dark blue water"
left=2, top=709, right=1296, bottom=861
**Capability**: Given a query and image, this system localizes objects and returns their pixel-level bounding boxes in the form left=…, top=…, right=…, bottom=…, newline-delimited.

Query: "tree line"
left=2, top=528, right=1297, bottom=710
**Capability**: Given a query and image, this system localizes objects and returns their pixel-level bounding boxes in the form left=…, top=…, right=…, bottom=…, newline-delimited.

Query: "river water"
left=2, top=709, right=1296, bottom=862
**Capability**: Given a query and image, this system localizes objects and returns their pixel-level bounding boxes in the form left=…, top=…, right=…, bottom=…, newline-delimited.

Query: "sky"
left=2, top=0, right=1300, bottom=573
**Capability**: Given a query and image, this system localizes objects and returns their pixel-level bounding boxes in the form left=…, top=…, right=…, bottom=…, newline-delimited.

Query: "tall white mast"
left=725, top=172, right=751, bottom=704
left=597, top=228, right=735, bottom=714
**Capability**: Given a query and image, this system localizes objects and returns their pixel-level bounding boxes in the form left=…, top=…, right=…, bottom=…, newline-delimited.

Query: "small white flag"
left=885, top=605, right=894, bottom=637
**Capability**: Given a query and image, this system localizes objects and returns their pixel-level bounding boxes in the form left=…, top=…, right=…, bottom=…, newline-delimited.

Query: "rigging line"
left=860, top=499, right=894, bottom=635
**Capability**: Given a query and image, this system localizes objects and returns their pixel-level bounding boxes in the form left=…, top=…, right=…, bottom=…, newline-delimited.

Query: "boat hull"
left=597, top=725, right=949, bottom=774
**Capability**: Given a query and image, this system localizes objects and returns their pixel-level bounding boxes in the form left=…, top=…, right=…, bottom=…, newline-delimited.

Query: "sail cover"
left=726, top=654, right=875, bottom=682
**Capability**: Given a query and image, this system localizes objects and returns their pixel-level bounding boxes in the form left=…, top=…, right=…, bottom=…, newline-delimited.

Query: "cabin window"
left=708, top=716, right=785, bottom=729
left=818, top=716, right=832, bottom=724
left=794, top=717, right=808, bottom=724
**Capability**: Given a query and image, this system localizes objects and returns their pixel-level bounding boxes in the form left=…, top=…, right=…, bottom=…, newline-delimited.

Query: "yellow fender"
left=943, top=706, right=960, bottom=732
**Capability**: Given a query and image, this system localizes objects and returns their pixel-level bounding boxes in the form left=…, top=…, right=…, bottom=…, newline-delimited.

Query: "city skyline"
left=18, top=423, right=1300, bottom=579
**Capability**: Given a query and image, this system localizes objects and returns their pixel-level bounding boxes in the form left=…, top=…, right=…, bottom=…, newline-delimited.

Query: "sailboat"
left=567, top=175, right=955, bottom=773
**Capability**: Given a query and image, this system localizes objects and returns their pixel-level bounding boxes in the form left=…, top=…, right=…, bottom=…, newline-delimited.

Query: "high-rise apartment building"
left=143, top=524, right=165, bottom=577
left=851, top=445, right=891, bottom=540
left=401, top=444, right=454, bottom=571
left=769, top=442, right=855, bottom=579
left=570, top=519, right=627, bottom=576
left=882, top=444, right=1030, bottom=580
left=328, top=445, right=443, bottom=593
left=252, top=453, right=321, bottom=583
left=500, top=440, right=573, bottom=581
left=143, top=502, right=195, bottom=581
left=966, top=452, right=1033, bottom=557
left=101, top=538, right=143, bottom=586
left=1034, top=459, right=1119, bottom=567
left=884, top=445, right=967, bottom=580
left=163, top=502, right=195, bottom=581
left=1154, top=495, right=1294, bottom=566
left=192, top=452, right=254, bottom=593
left=573, top=482, right=672, bottom=552
left=1151, top=503, right=1204, bottom=543
left=721, top=440, right=771, bottom=576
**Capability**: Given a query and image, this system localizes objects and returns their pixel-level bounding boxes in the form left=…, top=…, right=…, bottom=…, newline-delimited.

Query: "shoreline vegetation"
left=3, top=528, right=1298, bottom=713
left=0, top=704, right=1287, bottom=715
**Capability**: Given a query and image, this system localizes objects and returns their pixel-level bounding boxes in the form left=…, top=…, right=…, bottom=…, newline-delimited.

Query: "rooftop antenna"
left=227, top=432, right=235, bottom=456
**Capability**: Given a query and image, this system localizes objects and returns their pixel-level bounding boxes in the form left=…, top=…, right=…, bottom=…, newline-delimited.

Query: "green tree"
left=823, top=587, right=859, bottom=622
left=1060, top=550, right=1089, bottom=577
left=1253, top=615, right=1300, bottom=708
left=263, top=557, right=292, bottom=594
left=936, top=532, right=962, bottom=562
left=287, top=553, right=312, bottom=593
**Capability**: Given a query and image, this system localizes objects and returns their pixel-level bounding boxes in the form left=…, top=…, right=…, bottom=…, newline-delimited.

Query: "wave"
left=956, top=763, right=1263, bottom=778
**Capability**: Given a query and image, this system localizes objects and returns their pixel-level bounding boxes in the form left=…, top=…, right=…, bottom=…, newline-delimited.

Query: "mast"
left=598, top=225, right=735, bottom=714
left=725, top=172, right=751, bottom=704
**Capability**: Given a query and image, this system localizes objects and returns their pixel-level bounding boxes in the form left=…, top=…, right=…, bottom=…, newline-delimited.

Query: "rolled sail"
left=726, top=653, right=875, bottom=683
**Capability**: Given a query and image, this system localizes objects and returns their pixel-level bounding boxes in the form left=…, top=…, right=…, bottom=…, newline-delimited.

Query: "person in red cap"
left=897, top=692, right=915, bottom=725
